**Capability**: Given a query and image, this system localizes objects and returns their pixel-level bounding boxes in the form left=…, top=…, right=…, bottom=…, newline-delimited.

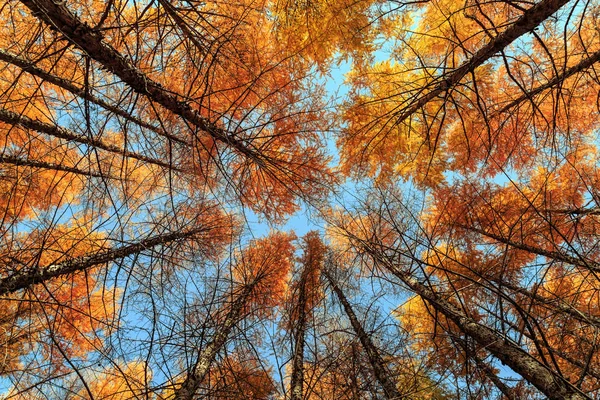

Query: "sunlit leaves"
left=272, top=0, right=380, bottom=67
left=82, top=361, right=152, bottom=400
left=1, top=0, right=600, bottom=398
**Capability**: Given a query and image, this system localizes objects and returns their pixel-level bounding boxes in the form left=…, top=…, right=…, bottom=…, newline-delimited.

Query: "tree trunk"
left=372, top=253, right=590, bottom=400
left=0, top=227, right=210, bottom=296
left=0, top=154, right=115, bottom=179
left=290, top=275, right=308, bottom=400
left=19, top=0, right=264, bottom=162
left=0, top=49, right=186, bottom=146
left=394, top=0, right=569, bottom=124
left=0, top=107, right=177, bottom=171
left=173, top=285, right=252, bottom=400
left=324, top=267, right=403, bottom=399
left=473, top=354, right=519, bottom=400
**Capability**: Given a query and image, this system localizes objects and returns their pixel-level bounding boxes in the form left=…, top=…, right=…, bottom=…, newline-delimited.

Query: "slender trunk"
left=490, top=277, right=600, bottom=327
left=0, top=49, right=187, bottom=146
left=0, top=107, right=178, bottom=171
left=19, top=0, right=263, bottom=162
left=460, top=225, right=600, bottom=272
left=323, top=268, right=403, bottom=400
left=290, top=275, right=308, bottom=400
left=157, top=0, right=208, bottom=56
left=394, top=0, right=569, bottom=124
left=173, top=285, right=252, bottom=400
left=0, top=227, right=209, bottom=296
left=370, top=253, right=590, bottom=400
left=493, top=48, right=600, bottom=116
left=474, top=306, right=600, bottom=382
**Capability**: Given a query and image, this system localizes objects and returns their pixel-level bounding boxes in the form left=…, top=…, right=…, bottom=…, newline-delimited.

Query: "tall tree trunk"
left=19, top=0, right=264, bottom=162
left=489, top=277, right=600, bottom=327
left=0, top=49, right=186, bottom=146
left=290, top=275, right=308, bottom=400
left=458, top=225, right=600, bottom=272
left=0, top=154, right=116, bottom=179
left=0, top=107, right=177, bottom=171
left=367, top=250, right=590, bottom=400
left=0, top=227, right=211, bottom=296
left=394, top=0, right=569, bottom=124
left=174, top=285, right=252, bottom=400
left=323, top=267, right=403, bottom=400
left=473, top=354, right=519, bottom=400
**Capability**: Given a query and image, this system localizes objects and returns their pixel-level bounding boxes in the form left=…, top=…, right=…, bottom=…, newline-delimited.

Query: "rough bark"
left=324, top=267, right=403, bottom=400
left=19, top=0, right=265, bottom=163
left=0, top=154, right=115, bottom=179
left=369, top=253, right=590, bottom=400
left=290, top=273, right=308, bottom=400
left=0, top=227, right=210, bottom=296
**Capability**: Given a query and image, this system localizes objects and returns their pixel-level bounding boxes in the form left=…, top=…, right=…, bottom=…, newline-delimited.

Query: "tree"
left=2, top=0, right=600, bottom=398
left=323, top=260, right=402, bottom=399
left=174, top=231, right=294, bottom=399
left=287, top=231, right=325, bottom=400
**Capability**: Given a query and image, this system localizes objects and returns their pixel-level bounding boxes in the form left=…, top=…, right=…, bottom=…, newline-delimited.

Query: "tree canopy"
left=1, top=0, right=599, bottom=398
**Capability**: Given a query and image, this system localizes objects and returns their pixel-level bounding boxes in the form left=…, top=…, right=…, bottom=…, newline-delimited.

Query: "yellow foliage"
left=84, top=361, right=152, bottom=400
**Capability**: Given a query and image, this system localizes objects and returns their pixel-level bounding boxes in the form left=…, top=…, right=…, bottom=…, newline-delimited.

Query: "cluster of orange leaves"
left=0, top=219, right=118, bottom=373
left=232, top=231, right=296, bottom=316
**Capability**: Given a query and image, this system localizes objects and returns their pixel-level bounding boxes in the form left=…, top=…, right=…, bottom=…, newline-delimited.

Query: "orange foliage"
left=2, top=0, right=600, bottom=397
left=291, top=231, right=327, bottom=314
left=0, top=219, right=118, bottom=372
left=0, top=126, right=85, bottom=221
left=518, top=267, right=600, bottom=391
left=233, top=231, right=295, bottom=315
left=395, top=296, right=481, bottom=378
left=208, top=353, right=276, bottom=399
left=339, top=1, right=600, bottom=188
left=272, top=0, right=380, bottom=67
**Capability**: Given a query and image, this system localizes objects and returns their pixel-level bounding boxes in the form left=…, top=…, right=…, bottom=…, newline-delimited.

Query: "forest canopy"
left=0, top=0, right=599, bottom=398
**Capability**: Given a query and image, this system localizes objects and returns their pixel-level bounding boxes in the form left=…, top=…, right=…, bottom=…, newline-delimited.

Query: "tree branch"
left=0, top=107, right=179, bottom=171
left=394, top=0, right=571, bottom=125
left=0, top=226, right=210, bottom=296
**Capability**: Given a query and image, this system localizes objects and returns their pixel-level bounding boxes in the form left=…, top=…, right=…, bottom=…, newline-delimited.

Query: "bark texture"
left=372, top=254, right=590, bottom=400
left=19, top=0, right=266, bottom=162
left=173, top=285, right=252, bottom=400
left=0, top=107, right=177, bottom=170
